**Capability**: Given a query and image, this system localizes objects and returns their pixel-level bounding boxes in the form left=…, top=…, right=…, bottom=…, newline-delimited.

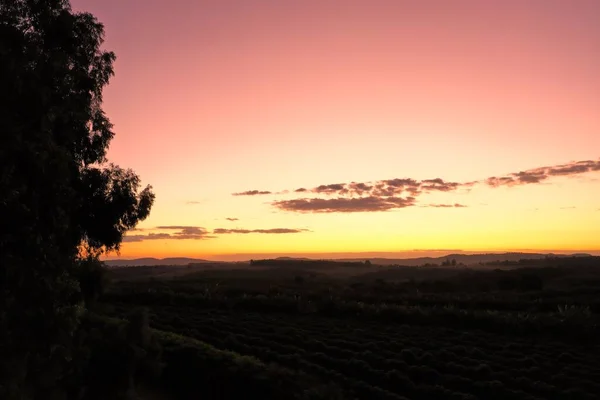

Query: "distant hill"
left=336, top=252, right=591, bottom=266
left=104, top=257, right=212, bottom=267
left=103, top=252, right=592, bottom=267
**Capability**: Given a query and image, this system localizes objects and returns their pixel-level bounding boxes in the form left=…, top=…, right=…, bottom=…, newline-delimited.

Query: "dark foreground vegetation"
left=1, top=1, right=155, bottom=398
left=99, top=256, right=600, bottom=400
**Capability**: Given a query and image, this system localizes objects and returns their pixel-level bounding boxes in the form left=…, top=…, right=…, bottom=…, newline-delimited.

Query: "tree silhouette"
left=1, top=1, right=154, bottom=398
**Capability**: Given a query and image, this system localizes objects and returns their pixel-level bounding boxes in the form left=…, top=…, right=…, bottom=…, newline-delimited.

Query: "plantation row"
left=104, top=288, right=600, bottom=343
left=107, top=303, right=600, bottom=400
left=111, top=280, right=600, bottom=314
left=83, top=313, right=348, bottom=399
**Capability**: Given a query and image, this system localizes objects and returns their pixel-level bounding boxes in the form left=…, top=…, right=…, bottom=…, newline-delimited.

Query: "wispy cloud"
left=486, top=159, right=600, bottom=187
left=225, top=217, right=239, bottom=221
left=559, top=206, right=576, bottom=210
left=123, top=226, right=215, bottom=242
left=122, top=233, right=172, bottom=242
left=424, top=203, right=468, bottom=208
left=159, top=226, right=215, bottom=239
left=213, top=228, right=309, bottom=234
left=186, top=201, right=203, bottom=205
left=420, top=179, right=461, bottom=192
left=313, top=183, right=347, bottom=194
left=123, top=225, right=308, bottom=242
left=242, top=177, right=464, bottom=201
left=232, top=190, right=272, bottom=196
left=232, top=158, right=600, bottom=213
left=273, top=196, right=416, bottom=213
left=272, top=178, right=463, bottom=212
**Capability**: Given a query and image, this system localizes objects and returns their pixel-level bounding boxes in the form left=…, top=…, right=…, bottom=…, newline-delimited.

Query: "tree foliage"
left=0, top=1, right=154, bottom=397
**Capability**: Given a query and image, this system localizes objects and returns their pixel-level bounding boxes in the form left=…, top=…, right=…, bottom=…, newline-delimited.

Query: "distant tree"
left=451, top=259, right=457, bottom=266
left=0, top=1, right=154, bottom=398
left=364, top=260, right=372, bottom=266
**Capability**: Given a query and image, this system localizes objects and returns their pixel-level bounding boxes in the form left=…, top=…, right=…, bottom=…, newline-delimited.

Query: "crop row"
left=108, top=303, right=600, bottom=400
left=110, top=303, right=599, bottom=368
left=104, top=288, right=600, bottom=344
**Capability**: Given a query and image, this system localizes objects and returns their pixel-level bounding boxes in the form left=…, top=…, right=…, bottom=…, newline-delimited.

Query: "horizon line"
left=103, top=249, right=600, bottom=262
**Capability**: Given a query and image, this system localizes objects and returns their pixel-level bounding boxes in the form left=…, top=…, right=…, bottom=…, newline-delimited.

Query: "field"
left=100, top=257, right=600, bottom=400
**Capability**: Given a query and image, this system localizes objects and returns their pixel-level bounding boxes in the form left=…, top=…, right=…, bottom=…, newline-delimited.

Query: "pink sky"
left=71, top=0, right=600, bottom=260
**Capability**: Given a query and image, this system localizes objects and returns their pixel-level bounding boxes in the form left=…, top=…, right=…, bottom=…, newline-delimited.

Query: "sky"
left=71, top=0, right=600, bottom=260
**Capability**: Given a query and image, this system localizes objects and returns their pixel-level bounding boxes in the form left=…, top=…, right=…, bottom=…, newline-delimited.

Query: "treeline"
left=250, top=259, right=369, bottom=268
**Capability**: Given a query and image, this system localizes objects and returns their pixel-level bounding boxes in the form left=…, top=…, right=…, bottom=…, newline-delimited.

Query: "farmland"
left=100, top=256, right=600, bottom=399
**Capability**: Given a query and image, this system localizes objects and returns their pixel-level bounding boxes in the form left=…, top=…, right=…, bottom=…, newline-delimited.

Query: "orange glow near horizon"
left=71, top=0, right=600, bottom=261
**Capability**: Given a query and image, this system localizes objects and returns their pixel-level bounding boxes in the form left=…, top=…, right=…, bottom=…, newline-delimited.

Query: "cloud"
left=124, top=226, right=216, bottom=241
left=371, top=179, right=420, bottom=197
left=225, top=217, right=239, bottom=221
left=186, top=201, right=203, bottom=205
left=273, top=196, right=416, bottom=213
left=232, top=190, right=272, bottom=196
left=122, top=233, right=172, bottom=242
left=232, top=158, right=600, bottom=213
left=313, top=183, right=347, bottom=195
left=158, top=226, right=214, bottom=239
left=311, top=178, right=461, bottom=197
left=348, top=182, right=374, bottom=195
left=549, top=160, right=600, bottom=175
left=267, top=177, right=463, bottom=213
left=237, top=177, right=463, bottom=201
left=122, top=224, right=308, bottom=242
left=420, top=179, right=461, bottom=192
left=559, top=206, right=576, bottom=210
left=425, top=203, right=468, bottom=208
left=486, top=159, right=600, bottom=187
left=213, top=228, right=309, bottom=234
left=156, top=225, right=205, bottom=233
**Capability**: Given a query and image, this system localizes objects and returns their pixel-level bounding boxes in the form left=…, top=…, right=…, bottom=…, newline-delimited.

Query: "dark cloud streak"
left=213, top=228, right=308, bottom=234
left=122, top=233, right=172, bottom=242
left=486, top=159, right=600, bottom=187
left=231, top=158, right=600, bottom=213
left=273, top=196, right=416, bottom=213
left=425, top=203, right=468, bottom=208
left=123, top=225, right=307, bottom=242
left=232, top=190, right=272, bottom=196
left=124, top=226, right=215, bottom=242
